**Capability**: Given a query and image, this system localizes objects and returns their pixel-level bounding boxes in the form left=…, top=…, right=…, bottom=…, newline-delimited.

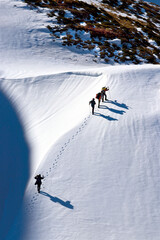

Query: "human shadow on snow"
left=100, top=105, right=126, bottom=115
left=106, top=100, right=129, bottom=110
left=94, top=112, right=118, bottom=121
left=40, top=191, right=74, bottom=209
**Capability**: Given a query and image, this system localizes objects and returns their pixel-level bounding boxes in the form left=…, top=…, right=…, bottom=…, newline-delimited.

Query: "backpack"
left=96, top=93, right=101, bottom=99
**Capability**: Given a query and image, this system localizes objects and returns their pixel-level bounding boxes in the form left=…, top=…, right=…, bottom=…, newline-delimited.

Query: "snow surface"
left=0, top=1, right=160, bottom=240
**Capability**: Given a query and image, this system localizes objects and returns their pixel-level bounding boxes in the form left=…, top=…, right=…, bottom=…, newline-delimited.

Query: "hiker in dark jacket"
left=89, top=98, right=96, bottom=115
left=35, top=174, right=44, bottom=193
left=96, top=92, right=101, bottom=108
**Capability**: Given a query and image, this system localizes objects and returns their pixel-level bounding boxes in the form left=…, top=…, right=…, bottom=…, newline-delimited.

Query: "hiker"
left=101, top=89, right=105, bottom=102
left=101, top=87, right=109, bottom=101
left=89, top=98, right=96, bottom=115
left=95, top=92, right=101, bottom=108
left=34, top=174, right=44, bottom=193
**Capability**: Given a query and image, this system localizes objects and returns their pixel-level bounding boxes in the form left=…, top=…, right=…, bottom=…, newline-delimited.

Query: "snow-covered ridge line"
left=0, top=68, right=107, bottom=174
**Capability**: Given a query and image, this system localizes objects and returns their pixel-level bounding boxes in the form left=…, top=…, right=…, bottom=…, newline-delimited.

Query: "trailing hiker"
left=101, top=87, right=109, bottom=101
left=95, top=92, right=101, bottom=108
left=89, top=98, right=96, bottom=115
left=34, top=174, right=44, bottom=193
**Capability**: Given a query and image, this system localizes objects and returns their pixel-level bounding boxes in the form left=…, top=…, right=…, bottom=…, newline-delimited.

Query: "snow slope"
left=0, top=1, right=160, bottom=240
left=1, top=65, right=160, bottom=240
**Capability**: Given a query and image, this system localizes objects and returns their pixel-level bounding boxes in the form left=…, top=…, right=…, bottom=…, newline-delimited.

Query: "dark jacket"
left=96, top=92, right=101, bottom=100
left=35, top=175, right=44, bottom=185
left=89, top=99, right=96, bottom=108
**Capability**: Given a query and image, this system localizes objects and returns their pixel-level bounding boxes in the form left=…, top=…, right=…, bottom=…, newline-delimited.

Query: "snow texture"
left=0, top=0, right=160, bottom=240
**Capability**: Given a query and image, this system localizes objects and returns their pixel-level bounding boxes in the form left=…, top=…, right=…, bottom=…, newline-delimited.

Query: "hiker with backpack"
left=101, top=87, right=109, bottom=101
left=89, top=98, right=96, bottom=115
left=34, top=174, right=44, bottom=193
left=101, top=89, right=105, bottom=102
left=95, top=92, right=101, bottom=108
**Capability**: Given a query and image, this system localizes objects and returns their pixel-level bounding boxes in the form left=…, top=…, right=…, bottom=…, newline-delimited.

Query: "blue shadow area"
left=94, top=112, right=118, bottom=121
left=100, top=105, right=126, bottom=115
left=0, top=89, right=30, bottom=240
left=40, top=191, right=74, bottom=209
left=107, top=100, right=129, bottom=110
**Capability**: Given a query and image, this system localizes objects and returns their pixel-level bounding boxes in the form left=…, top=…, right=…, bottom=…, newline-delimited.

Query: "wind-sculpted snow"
left=1, top=1, right=160, bottom=239
left=20, top=65, right=160, bottom=240
left=1, top=65, right=160, bottom=240
left=0, top=70, right=105, bottom=173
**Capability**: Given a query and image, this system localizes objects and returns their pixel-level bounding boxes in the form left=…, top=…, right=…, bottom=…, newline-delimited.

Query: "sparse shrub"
left=145, top=55, right=157, bottom=64
left=104, top=41, right=110, bottom=47
left=100, top=51, right=106, bottom=59
left=104, top=58, right=109, bottom=63
left=25, top=0, right=160, bottom=65
left=108, top=51, right=114, bottom=58
left=132, top=58, right=141, bottom=64
left=88, top=44, right=95, bottom=51
left=112, top=43, right=120, bottom=50
left=118, top=55, right=126, bottom=62
left=102, top=0, right=119, bottom=7
left=47, top=11, right=56, bottom=17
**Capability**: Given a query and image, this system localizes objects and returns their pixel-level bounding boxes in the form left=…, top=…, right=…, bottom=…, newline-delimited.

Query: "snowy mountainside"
left=24, top=0, right=160, bottom=64
left=0, top=0, right=160, bottom=240
left=0, top=70, right=104, bottom=172
left=0, top=0, right=102, bottom=79
left=1, top=65, right=160, bottom=240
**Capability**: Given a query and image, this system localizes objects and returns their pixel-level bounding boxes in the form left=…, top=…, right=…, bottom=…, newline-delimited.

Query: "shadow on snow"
left=0, top=89, right=30, bottom=240
left=40, top=191, right=74, bottom=209
left=107, top=100, right=129, bottom=110
left=100, top=105, right=126, bottom=115
left=94, top=112, right=118, bottom=121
